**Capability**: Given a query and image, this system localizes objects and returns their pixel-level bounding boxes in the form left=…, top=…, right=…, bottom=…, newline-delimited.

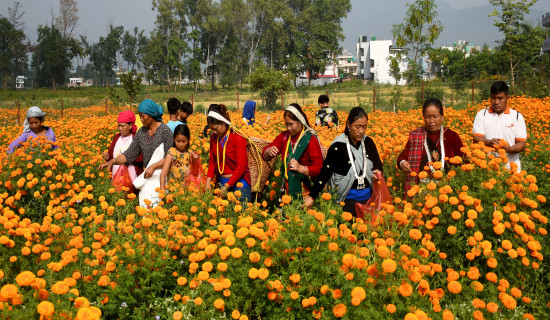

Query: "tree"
left=142, top=31, right=169, bottom=89
left=88, top=25, right=124, bottom=86
left=392, top=0, right=443, bottom=82
left=0, top=16, right=27, bottom=89
left=7, top=1, right=25, bottom=30
left=489, top=0, right=540, bottom=86
left=247, top=63, right=292, bottom=108
left=31, top=25, right=78, bottom=89
left=121, top=27, right=147, bottom=71
left=55, top=0, right=79, bottom=39
left=283, top=0, right=351, bottom=84
left=120, top=70, right=143, bottom=102
left=388, top=56, right=402, bottom=85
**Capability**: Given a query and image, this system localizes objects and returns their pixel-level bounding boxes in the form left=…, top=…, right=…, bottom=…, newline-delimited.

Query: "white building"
left=356, top=36, right=407, bottom=85
left=16, top=76, right=26, bottom=90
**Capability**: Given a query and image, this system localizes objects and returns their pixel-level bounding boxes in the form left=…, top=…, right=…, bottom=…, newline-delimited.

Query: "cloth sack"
left=134, top=143, right=164, bottom=208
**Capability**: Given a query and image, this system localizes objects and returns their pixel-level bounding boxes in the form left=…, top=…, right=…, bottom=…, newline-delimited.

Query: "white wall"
left=356, top=39, right=406, bottom=85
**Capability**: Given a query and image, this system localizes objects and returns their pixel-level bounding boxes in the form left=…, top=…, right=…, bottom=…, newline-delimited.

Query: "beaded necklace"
left=284, top=127, right=305, bottom=180
left=216, top=130, right=230, bottom=174
left=424, top=126, right=445, bottom=172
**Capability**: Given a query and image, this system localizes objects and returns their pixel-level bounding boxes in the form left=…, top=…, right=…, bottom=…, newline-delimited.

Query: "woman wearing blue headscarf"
left=99, top=99, right=173, bottom=178
left=242, top=100, right=256, bottom=125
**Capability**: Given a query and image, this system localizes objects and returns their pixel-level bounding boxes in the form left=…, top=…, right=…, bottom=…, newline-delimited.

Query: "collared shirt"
left=473, top=107, right=527, bottom=170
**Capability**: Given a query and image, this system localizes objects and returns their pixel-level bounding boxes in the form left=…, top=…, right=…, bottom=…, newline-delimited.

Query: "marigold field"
left=0, top=97, right=549, bottom=320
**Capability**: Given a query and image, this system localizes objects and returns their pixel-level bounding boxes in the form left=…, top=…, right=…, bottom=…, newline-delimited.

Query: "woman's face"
left=284, top=115, right=303, bottom=137
left=118, top=122, right=132, bottom=137
left=139, top=113, right=154, bottom=128
left=347, top=116, right=368, bottom=144
left=423, top=105, right=443, bottom=133
left=209, top=122, right=228, bottom=137
left=28, top=117, right=43, bottom=133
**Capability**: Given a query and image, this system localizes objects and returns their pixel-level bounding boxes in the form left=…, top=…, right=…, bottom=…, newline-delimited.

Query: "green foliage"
left=247, top=64, right=292, bottom=108
left=392, top=0, right=443, bottom=82
left=120, top=70, right=144, bottom=101
left=31, top=25, right=79, bottom=89
left=0, top=17, right=27, bottom=90
left=489, top=0, right=540, bottom=86
left=414, top=85, right=444, bottom=106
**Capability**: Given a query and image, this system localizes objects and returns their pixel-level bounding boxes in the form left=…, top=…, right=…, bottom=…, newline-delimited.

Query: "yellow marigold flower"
left=214, top=298, right=225, bottom=310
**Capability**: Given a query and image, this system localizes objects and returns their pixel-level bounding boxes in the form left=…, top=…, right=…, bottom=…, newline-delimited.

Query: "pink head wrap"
left=118, top=110, right=137, bottom=133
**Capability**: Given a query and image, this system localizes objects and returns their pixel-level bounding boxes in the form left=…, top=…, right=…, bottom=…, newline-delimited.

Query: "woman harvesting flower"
left=397, top=98, right=464, bottom=192
left=262, top=104, right=323, bottom=201
left=305, top=107, right=383, bottom=216
left=8, top=106, right=57, bottom=154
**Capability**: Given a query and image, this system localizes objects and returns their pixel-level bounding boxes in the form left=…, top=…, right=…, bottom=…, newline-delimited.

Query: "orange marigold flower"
left=500, top=293, right=517, bottom=310
left=399, top=282, right=413, bottom=297
left=15, top=271, right=36, bottom=287
left=409, top=229, right=422, bottom=240
left=448, top=281, right=462, bottom=294
left=381, top=259, right=397, bottom=274
left=37, top=301, right=55, bottom=316
left=442, top=309, right=454, bottom=320
left=386, top=304, right=396, bottom=313
left=332, top=303, right=347, bottom=318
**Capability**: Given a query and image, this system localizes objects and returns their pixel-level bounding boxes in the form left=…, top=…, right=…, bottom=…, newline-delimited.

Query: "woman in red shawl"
left=102, top=110, right=143, bottom=181
left=397, top=98, right=464, bottom=192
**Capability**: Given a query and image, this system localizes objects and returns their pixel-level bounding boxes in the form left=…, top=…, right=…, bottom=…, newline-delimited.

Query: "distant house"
left=296, top=54, right=338, bottom=86
left=335, top=49, right=357, bottom=78
left=16, top=76, right=26, bottom=90
left=68, top=78, right=93, bottom=87
left=356, top=36, right=407, bottom=85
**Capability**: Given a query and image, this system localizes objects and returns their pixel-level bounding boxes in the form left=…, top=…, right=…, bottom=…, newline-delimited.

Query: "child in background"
left=166, top=98, right=184, bottom=132
left=160, top=124, right=198, bottom=190
left=179, top=101, right=193, bottom=125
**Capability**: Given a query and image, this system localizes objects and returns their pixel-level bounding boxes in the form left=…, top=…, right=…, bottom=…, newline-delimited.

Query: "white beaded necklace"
left=345, top=135, right=368, bottom=190
left=424, top=126, right=445, bottom=173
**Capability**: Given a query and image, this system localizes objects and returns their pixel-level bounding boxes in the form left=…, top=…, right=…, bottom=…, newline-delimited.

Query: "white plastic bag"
left=134, top=143, right=165, bottom=208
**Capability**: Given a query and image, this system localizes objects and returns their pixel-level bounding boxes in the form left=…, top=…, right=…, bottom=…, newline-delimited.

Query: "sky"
left=1, top=0, right=548, bottom=58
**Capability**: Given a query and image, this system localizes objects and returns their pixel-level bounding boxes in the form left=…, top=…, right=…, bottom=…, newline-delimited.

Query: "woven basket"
left=247, top=137, right=329, bottom=193
left=247, top=137, right=276, bottom=193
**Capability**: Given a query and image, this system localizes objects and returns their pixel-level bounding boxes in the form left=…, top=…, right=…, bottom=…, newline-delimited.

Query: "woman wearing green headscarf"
left=99, top=99, right=173, bottom=178
left=262, top=103, right=324, bottom=201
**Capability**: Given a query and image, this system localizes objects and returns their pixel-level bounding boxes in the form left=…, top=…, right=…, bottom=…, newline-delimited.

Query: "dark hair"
left=207, top=104, right=231, bottom=126
left=284, top=103, right=310, bottom=127
left=490, top=81, right=508, bottom=96
left=422, top=98, right=444, bottom=116
left=318, top=94, right=329, bottom=105
left=167, top=98, right=181, bottom=115
left=345, top=107, right=368, bottom=136
left=173, top=124, right=190, bottom=141
left=180, top=101, right=193, bottom=115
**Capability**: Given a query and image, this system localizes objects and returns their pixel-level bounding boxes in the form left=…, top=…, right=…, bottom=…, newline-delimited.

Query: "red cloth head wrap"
left=118, top=110, right=137, bottom=133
